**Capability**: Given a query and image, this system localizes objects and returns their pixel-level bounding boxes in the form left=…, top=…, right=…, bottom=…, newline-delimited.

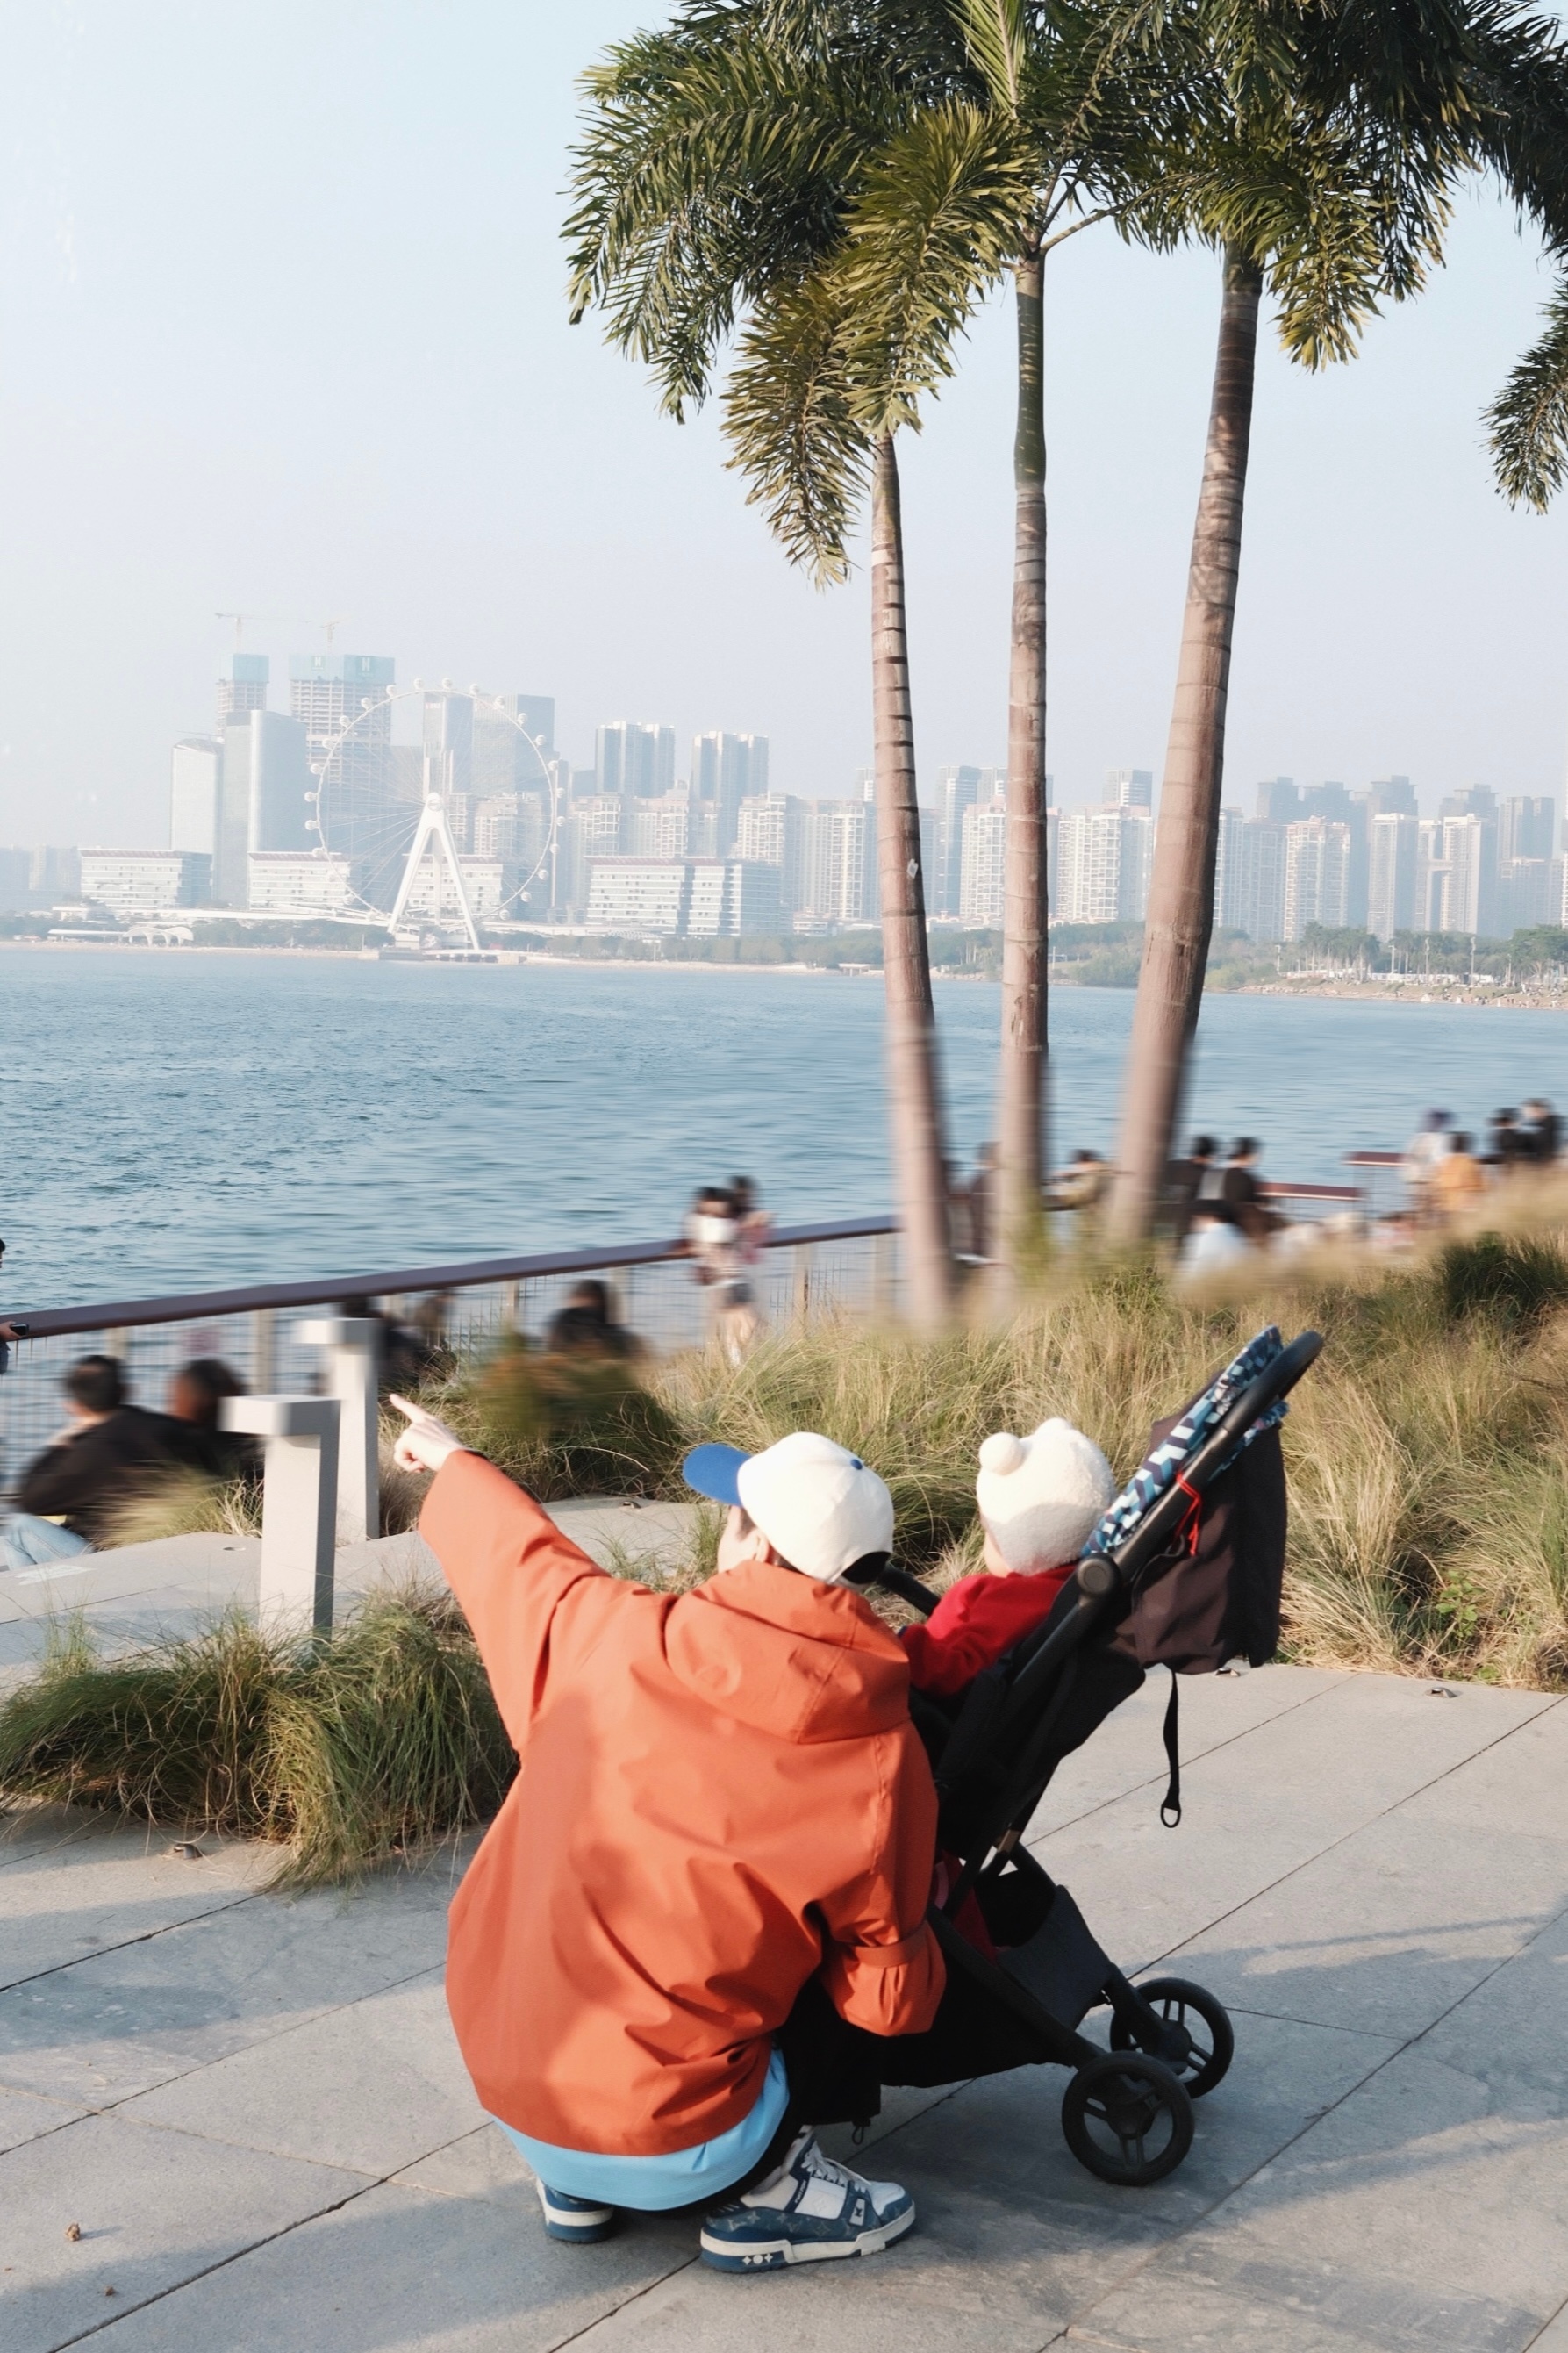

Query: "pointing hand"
left=390, top=1394, right=468, bottom=1475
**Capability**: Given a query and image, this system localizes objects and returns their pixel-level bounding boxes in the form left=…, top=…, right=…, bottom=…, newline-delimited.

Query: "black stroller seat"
left=848, top=1325, right=1322, bottom=2187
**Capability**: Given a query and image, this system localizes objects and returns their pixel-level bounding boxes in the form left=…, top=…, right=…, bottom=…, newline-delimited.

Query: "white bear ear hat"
left=976, top=1417, right=1116, bottom=1574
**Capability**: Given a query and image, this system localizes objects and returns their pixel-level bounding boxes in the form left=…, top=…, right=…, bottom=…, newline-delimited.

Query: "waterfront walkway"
left=4, top=1608, right=1568, bottom=2352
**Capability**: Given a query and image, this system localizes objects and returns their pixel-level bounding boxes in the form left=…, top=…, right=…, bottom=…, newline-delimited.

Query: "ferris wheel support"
left=386, top=792, right=483, bottom=952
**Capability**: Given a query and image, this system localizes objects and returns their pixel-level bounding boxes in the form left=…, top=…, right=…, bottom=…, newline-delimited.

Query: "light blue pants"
left=0, top=1515, right=93, bottom=1574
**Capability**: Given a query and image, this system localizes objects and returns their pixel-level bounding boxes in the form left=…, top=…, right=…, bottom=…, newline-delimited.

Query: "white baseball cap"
left=683, top=1431, right=895, bottom=1584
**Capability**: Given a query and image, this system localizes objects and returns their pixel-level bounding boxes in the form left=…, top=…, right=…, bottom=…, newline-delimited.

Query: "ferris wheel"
left=307, top=683, right=557, bottom=948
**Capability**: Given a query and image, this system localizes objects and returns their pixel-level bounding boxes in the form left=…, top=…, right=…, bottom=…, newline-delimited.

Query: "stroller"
left=847, top=1324, right=1322, bottom=2190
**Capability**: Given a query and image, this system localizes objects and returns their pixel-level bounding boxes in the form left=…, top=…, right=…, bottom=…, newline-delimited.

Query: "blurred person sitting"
left=1402, top=1108, right=1453, bottom=1221
left=167, top=1357, right=254, bottom=1478
left=1488, top=1108, right=1526, bottom=1172
left=1175, top=1199, right=1254, bottom=1282
left=1052, top=1149, right=1109, bottom=1219
left=730, top=1176, right=771, bottom=1265
left=1162, top=1136, right=1218, bottom=1241
left=1519, top=1097, right=1562, bottom=1166
left=1221, top=1138, right=1284, bottom=1244
left=545, top=1280, right=641, bottom=1362
left=1, top=1354, right=190, bottom=1572
left=1432, top=1130, right=1487, bottom=1220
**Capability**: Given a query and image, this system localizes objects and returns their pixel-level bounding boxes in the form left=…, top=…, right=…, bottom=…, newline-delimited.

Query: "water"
left=4, top=945, right=1563, bottom=1307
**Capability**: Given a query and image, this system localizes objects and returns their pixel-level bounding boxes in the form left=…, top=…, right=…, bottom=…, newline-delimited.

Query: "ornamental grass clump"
left=0, top=1589, right=514, bottom=1886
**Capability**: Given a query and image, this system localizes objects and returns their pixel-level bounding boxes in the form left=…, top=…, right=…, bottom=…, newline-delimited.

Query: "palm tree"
left=1106, top=0, right=1568, bottom=1244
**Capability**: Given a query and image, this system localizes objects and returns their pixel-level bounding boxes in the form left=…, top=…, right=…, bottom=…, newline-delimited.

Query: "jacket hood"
left=662, top=1561, right=912, bottom=1743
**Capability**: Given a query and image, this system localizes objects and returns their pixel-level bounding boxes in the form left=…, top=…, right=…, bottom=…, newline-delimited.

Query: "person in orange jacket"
left=394, top=1401, right=1039, bottom=2272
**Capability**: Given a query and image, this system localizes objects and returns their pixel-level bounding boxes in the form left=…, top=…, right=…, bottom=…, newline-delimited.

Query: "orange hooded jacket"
left=422, top=1453, right=946, bottom=2156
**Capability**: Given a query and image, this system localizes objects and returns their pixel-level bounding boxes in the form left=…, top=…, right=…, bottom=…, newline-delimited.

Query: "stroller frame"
left=853, top=1329, right=1323, bottom=2186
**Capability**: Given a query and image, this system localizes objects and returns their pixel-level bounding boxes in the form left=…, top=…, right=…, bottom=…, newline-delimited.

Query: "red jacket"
left=422, top=1454, right=945, bottom=2155
left=900, top=1565, right=1075, bottom=1697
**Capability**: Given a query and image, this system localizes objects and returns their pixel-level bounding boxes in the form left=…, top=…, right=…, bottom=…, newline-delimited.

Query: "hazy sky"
left=2, top=1, right=1566, bottom=849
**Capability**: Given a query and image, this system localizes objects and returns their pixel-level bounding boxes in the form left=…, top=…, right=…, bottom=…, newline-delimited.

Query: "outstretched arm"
left=397, top=1400, right=621, bottom=1751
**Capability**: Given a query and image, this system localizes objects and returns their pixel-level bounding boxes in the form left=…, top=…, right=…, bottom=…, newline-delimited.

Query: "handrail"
left=11, top=1215, right=899, bottom=1341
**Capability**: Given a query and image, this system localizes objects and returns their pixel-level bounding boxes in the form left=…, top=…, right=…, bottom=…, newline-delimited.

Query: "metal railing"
left=0, top=1218, right=899, bottom=1487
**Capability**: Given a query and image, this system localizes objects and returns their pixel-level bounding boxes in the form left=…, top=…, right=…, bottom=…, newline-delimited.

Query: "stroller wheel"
left=1110, top=1976, right=1235, bottom=2098
left=1062, top=2051, right=1193, bottom=2187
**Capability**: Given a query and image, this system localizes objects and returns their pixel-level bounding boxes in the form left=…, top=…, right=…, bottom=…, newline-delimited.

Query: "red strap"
left=1174, top=1474, right=1203, bottom=1555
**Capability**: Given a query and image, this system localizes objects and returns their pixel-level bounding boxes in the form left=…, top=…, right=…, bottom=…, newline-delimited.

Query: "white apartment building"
left=686, top=859, right=784, bottom=936
left=170, top=738, right=221, bottom=855
left=1367, top=811, right=1420, bottom=939
left=1416, top=814, right=1494, bottom=936
left=247, top=852, right=352, bottom=914
left=402, top=856, right=505, bottom=924
left=631, top=795, right=692, bottom=861
left=1282, top=817, right=1350, bottom=941
left=959, top=802, right=1006, bottom=927
left=555, top=796, right=625, bottom=909
left=472, top=790, right=548, bottom=869
left=585, top=859, right=690, bottom=932
left=1054, top=807, right=1152, bottom=925
left=796, top=800, right=877, bottom=925
left=80, top=848, right=211, bottom=915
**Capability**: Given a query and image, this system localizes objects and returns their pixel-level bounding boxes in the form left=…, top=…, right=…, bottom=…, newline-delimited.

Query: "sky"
left=1, top=1, right=1565, bottom=849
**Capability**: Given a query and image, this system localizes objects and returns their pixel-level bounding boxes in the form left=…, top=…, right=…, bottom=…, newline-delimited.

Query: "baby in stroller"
left=901, top=1417, right=1116, bottom=1698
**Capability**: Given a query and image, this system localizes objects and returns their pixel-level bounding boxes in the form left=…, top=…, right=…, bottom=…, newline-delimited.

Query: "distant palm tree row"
left=569, top=0, right=1568, bottom=1325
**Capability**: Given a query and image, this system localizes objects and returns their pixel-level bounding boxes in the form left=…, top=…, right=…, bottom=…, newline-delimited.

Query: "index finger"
left=388, top=1393, right=421, bottom=1421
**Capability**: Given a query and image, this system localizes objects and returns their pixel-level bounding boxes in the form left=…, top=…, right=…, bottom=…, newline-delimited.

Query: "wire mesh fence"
left=0, top=1222, right=899, bottom=1496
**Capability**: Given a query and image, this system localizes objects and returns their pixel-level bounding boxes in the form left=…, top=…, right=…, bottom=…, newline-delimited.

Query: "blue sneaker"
left=535, top=2180, right=618, bottom=2244
left=700, top=2130, right=915, bottom=2271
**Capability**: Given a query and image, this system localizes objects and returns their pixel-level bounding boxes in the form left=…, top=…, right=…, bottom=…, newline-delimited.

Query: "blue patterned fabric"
left=1084, top=1327, right=1287, bottom=1560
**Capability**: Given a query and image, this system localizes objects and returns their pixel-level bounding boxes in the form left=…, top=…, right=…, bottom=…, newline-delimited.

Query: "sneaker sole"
left=537, top=2187, right=616, bottom=2245
left=698, top=2203, right=915, bottom=2271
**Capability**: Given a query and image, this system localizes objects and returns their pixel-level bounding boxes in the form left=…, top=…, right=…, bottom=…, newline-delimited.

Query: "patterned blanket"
left=1084, top=1326, right=1287, bottom=1558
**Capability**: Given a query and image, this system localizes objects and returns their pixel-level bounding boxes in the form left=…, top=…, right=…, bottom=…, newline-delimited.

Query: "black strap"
left=1160, top=1674, right=1183, bottom=1827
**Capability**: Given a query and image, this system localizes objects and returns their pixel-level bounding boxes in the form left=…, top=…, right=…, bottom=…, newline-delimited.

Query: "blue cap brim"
left=682, top=1443, right=751, bottom=1506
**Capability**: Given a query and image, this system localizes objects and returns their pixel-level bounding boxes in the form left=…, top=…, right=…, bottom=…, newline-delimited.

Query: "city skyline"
left=2, top=4, right=1566, bottom=852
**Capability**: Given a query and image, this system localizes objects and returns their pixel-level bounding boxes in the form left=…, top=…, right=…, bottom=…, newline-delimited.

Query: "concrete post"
left=296, top=1317, right=381, bottom=1544
left=221, top=1395, right=341, bottom=1636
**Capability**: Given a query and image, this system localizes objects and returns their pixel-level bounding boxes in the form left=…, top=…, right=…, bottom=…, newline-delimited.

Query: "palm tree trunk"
left=995, top=250, right=1049, bottom=1281
left=1106, top=248, right=1263, bottom=1243
left=870, top=429, right=954, bottom=1329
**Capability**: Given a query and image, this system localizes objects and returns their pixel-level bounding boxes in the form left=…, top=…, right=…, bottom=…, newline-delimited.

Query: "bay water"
left=4, top=946, right=1561, bottom=1308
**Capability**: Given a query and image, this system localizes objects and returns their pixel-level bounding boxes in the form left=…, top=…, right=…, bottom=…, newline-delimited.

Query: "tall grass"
left=0, top=1589, right=514, bottom=1884
left=8, top=1230, right=1568, bottom=1881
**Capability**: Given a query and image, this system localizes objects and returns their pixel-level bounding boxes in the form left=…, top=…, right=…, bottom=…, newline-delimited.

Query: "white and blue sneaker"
left=535, top=2179, right=618, bottom=2244
left=700, top=2130, right=915, bottom=2271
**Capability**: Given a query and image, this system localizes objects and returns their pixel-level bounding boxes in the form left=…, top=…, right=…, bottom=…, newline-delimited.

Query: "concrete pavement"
left=4, top=1661, right=1567, bottom=2351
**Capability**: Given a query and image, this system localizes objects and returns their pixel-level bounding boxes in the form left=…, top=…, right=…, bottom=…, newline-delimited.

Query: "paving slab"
left=0, top=1863, right=455, bottom=2107
left=68, top=2172, right=697, bottom=2353
left=0, top=1820, right=268, bottom=1992
left=2, top=1664, right=1565, bottom=2353
left=1069, top=1901, right=1568, bottom=2353
left=120, top=1969, right=484, bottom=2175
left=1029, top=1675, right=1557, bottom=1975
left=0, top=2112, right=370, bottom=2353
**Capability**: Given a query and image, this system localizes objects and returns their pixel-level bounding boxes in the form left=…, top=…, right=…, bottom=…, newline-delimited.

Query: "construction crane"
left=214, top=612, right=256, bottom=649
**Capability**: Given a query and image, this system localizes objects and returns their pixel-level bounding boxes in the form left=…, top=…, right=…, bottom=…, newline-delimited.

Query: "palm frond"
left=951, top=0, right=1026, bottom=111
left=1486, top=274, right=1568, bottom=510
left=722, top=271, right=873, bottom=582
left=833, top=100, right=1035, bottom=430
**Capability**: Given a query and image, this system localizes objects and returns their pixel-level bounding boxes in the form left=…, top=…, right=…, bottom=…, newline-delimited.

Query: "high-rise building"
left=554, top=795, right=624, bottom=909
left=1498, top=857, right=1557, bottom=933
left=1256, top=777, right=1300, bottom=824
left=735, top=793, right=805, bottom=907
left=1054, top=806, right=1152, bottom=925
left=217, top=653, right=268, bottom=732
left=1417, top=813, right=1496, bottom=935
left=1282, top=818, right=1350, bottom=941
left=289, top=654, right=396, bottom=751
left=934, top=766, right=982, bottom=915
left=1215, top=807, right=1246, bottom=932
left=1367, top=811, right=1420, bottom=939
left=631, top=796, right=692, bottom=860
left=0, top=849, right=29, bottom=910
left=796, top=800, right=877, bottom=925
left=599, top=721, right=677, bottom=804
left=686, top=859, right=784, bottom=937
left=1367, top=775, right=1417, bottom=816
left=170, top=737, right=222, bottom=857
left=690, top=732, right=767, bottom=854
left=1500, top=794, right=1556, bottom=864
left=247, top=712, right=315, bottom=855
left=1439, top=782, right=1497, bottom=824
left=501, top=695, right=555, bottom=751
left=959, top=801, right=1007, bottom=927
left=1107, top=768, right=1154, bottom=809
left=1235, top=821, right=1287, bottom=943
left=29, top=846, right=81, bottom=903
